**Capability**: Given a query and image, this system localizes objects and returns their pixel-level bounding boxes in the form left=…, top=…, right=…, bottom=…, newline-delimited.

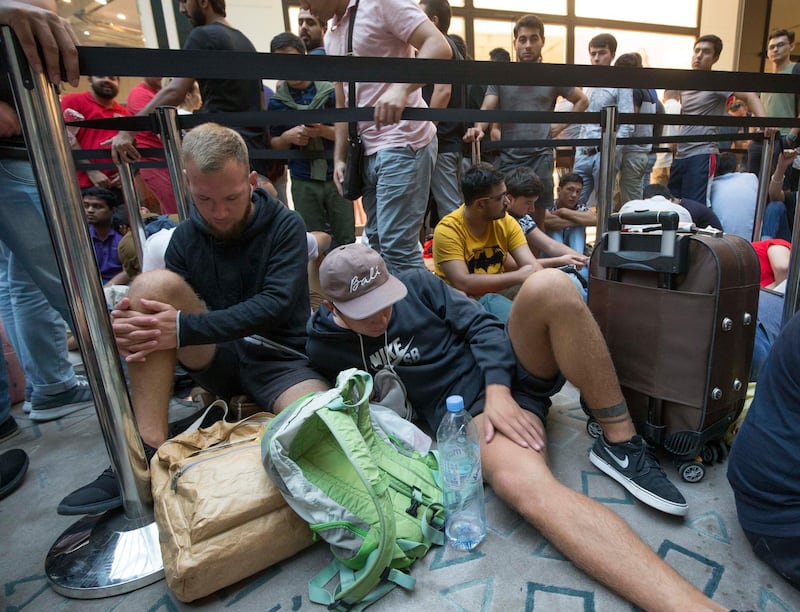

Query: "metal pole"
left=752, top=132, right=776, bottom=241
left=1, top=26, right=163, bottom=598
left=156, top=106, right=190, bottom=221
left=118, top=161, right=146, bottom=267
left=782, top=189, right=800, bottom=326
left=597, top=105, right=618, bottom=236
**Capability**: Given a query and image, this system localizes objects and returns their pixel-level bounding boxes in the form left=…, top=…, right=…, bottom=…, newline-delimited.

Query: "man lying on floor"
left=305, top=242, right=734, bottom=612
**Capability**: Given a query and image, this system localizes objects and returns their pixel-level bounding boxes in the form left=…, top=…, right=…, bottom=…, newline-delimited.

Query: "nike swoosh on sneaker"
left=607, top=451, right=629, bottom=469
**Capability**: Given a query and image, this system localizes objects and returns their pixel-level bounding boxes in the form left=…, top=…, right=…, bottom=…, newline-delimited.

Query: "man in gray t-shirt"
left=668, top=34, right=767, bottom=204
left=464, top=14, right=587, bottom=229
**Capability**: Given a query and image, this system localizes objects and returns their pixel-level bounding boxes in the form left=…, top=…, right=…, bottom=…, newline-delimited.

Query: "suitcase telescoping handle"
left=607, top=211, right=679, bottom=257
left=601, top=210, right=689, bottom=275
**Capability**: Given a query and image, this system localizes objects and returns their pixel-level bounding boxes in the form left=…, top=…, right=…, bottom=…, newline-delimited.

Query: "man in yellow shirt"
left=433, top=163, right=540, bottom=298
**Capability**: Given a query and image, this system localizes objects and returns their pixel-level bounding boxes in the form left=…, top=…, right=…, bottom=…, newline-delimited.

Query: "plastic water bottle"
left=436, top=395, right=486, bottom=551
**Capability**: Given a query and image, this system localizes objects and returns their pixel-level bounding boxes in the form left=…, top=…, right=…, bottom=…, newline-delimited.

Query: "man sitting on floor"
left=728, top=309, right=800, bottom=591
left=433, top=163, right=541, bottom=300
left=59, top=123, right=329, bottom=515
left=304, top=243, right=736, bottom=611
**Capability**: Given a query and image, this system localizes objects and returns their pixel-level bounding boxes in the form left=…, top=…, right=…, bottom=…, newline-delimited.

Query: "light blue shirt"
left=709, top=172, right=758, bottom=240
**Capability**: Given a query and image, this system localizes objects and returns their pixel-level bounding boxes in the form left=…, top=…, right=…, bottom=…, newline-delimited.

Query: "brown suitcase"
left=588, top=211, right=760, bottom=482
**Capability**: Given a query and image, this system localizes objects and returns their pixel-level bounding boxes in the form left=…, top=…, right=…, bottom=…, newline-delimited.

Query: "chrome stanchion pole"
left=155, top=106, right=189, bottom=221
left=1, top=27, right=163, bottom=598
left=752, top=132, right=776, bottom=241
left=597, top=105, right=618, bottom=236
left=118, top=161, right=146, bottom=267
left=782, top=190, right=800, bottom=326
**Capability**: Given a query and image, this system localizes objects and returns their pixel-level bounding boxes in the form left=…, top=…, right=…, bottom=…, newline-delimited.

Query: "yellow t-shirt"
left=433, top=205, right=527, bottom=284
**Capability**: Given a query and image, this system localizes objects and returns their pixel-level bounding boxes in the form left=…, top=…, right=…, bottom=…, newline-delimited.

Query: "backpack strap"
left=307, top=373, right=401, bottom=609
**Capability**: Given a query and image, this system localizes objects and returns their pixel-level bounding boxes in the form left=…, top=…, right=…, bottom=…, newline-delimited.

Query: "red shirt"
left=126, top=82, right=163, bottom=151
left=60, top=90, right=128, bottom=188
left=752, top=239, right=791, bottom=287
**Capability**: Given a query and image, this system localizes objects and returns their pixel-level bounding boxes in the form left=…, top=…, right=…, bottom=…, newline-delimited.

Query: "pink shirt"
left=325, top=0, right=436, bottom=155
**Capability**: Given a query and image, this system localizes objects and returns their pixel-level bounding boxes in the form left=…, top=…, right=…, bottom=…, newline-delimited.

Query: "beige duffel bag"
left=150, top=410, right=314, bottom=602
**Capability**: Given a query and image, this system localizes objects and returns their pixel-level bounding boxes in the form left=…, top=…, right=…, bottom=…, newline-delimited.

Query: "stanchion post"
left=782, top=190, right=800, bottom=326
left=597, top=105, right=618, bottom=236
left=156, top=106, right=190, bottom=221
left=752, top=132, right=776, bottom=241
left=1, top=26, right=163, bottom=598
left=117, top=161, right=146, bottom=266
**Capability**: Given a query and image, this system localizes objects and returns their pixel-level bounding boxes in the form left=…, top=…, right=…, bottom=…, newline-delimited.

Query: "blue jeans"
left=430, top=150, right=462, bottom=219
left=0, top=346, right=9, bottom=423
left=0, top=242, right=79, bottom=400
left=362, top=139, right=437, bottom=272
left=0, top=159, right=73, bottom=326
left=573, top=150, right=602, bottom=208
left=762, top=200, right=792, bottom=242
left=0, top=158, right=80, bottom=409
left=547, top=226, right=589, bottom=282
left=668, top=154, right=715, bottom=205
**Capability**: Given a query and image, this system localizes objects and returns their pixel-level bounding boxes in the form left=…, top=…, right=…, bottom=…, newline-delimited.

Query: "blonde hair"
left=181, top=123, right=249, bottom=174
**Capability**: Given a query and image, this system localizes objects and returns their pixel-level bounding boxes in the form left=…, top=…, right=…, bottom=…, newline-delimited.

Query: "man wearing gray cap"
left=306, top=243, right=731, bottom=611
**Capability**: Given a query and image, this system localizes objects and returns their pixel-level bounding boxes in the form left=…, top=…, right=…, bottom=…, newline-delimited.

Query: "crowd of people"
left=1, top=0, right=799, bottom=607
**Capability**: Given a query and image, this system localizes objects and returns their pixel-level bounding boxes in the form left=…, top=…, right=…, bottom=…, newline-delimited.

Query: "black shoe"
left=167, top=399, right=228, bottom=439
left=57, top=466, right=121, bottom=515
left=0, top=415, right=20, bottom=443
left=589, top=434, right=689, bottom=517
left=0, top=449, right=29, bottom=500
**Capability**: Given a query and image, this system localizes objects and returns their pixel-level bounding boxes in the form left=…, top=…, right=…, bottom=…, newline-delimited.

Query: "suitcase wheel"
left=700, top=444, right=719, bottom=464
left=586, top=418, right=603, bottom=439
left=677, top=460, right=706, bottom=483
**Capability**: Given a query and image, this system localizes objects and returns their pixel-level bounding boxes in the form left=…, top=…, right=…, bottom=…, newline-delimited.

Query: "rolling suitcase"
left=587, top=211, right=760, bottom=483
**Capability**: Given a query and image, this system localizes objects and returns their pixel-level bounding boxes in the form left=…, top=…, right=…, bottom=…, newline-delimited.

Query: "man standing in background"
left=464, top=15, right=588, bottom=231
left=302, top=0, right=451, bottom=272
left=420, top=0, right=466, bottom=221
left=298, top=7, right=326, bottom=55
left=668, top=34, right=768, bottom=204
left=110, top=0, right=270, bottom=181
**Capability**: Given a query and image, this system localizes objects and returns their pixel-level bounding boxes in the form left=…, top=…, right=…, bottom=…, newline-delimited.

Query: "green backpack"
left=261, top=368, right=445, bottom=610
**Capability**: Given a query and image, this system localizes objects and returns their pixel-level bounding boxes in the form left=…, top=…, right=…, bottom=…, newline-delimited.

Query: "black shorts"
left=468, top=361, right=566, bottom=424
left=185, top=339, right=327, bottom=410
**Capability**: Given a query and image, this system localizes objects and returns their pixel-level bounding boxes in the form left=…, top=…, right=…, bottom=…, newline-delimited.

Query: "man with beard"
left=464, top=14, right=587, bottom=230
left=109, top=0, right=270, bottom=180
left=298, top=7, right=326, bottom=55
left=60, top=123, right=328, bottom=513
left=60, top=75, right=128, bottom=197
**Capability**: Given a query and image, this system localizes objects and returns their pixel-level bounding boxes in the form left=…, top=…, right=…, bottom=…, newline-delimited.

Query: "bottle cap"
left=446, top=395, right=464, bottom=413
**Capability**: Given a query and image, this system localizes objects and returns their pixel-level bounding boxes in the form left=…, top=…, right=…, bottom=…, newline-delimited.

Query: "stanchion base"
left=45, top=508, right=164, bottom=599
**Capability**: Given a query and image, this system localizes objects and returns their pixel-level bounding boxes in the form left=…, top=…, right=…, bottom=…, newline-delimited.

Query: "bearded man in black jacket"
left=61, top=123, right=328, bottom=514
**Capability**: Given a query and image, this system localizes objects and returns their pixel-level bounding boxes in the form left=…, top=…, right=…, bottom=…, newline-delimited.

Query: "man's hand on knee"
left=483, top=384, right=545, bottom=452
left=112, top=297, right=178, bottom=362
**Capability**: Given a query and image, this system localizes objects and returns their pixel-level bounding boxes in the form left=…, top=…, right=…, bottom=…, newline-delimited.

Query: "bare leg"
left=766, top=244, right=790, bottom=290
left=508, top=269, right=634, bottom=442
left=125, top=270, right=215, bottom=447
left=475, top=413, right=725, bottom=612
left=273, top=379, right=330, bottom=414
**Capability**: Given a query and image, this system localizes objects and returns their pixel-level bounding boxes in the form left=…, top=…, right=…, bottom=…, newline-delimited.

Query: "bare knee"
left=128, top=269, right=193, bottom=309
left=510, top=269, right=583, bottom=331
left=516, top=269, right=581, bottom=310
left=487, top=461, right=558, bottom=521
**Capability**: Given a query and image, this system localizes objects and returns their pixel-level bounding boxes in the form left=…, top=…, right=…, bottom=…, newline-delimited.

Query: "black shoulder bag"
left=341, top=0, right=364, bottom=201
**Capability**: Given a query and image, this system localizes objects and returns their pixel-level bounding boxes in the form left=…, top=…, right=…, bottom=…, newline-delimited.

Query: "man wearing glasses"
left=747, top=29, right=799, bottom=179
left=432, top=163, right=542, bottom=300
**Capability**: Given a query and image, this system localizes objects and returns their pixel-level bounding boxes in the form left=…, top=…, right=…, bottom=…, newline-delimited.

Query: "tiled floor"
left=1, top=383, right=799, bottom=611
